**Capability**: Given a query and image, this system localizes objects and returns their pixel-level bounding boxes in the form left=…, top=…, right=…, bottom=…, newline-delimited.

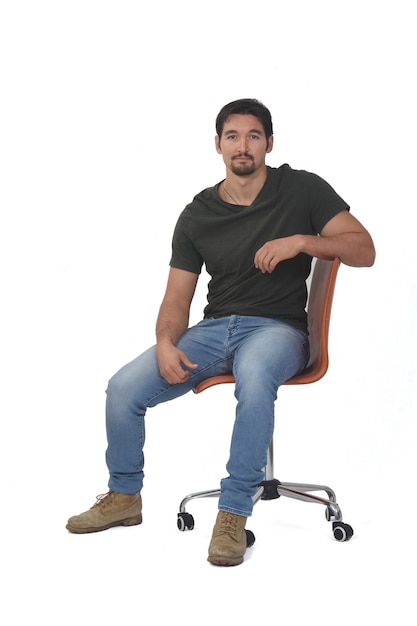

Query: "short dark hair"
left=216, top=99, right=273, bottom=139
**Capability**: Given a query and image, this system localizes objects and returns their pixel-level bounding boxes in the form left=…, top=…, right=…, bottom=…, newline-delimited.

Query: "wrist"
left=295, top=234, right=307, bottom=255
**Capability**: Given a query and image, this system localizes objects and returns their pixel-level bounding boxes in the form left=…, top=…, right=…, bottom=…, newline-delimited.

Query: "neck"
left=220, top=166, right=268, bottom=206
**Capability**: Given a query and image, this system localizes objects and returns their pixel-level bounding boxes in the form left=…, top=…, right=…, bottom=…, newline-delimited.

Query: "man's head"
left=215, top=99, right=274, bottom=177
left=216, top=99, right=273, bottom=141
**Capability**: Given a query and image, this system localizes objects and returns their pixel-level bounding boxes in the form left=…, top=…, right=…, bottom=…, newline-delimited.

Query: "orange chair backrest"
left=286, top=256, right=340, bottom=385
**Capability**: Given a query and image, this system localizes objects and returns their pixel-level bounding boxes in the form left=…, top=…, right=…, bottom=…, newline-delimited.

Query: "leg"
left=219, top=317, right=309, bottom=517
left=67, top=318, right=234, bottom=534
left=106, top=318, right=235, bottom=494
left=105, top=345, right=191, bottom=495
left=67, top=347, right=195, bottom=533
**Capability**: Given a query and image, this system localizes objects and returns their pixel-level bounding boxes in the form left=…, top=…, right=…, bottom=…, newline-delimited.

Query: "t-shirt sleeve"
left=304, top=172, right=350, bottom=233
left=169, top=208, right=204, bottom=275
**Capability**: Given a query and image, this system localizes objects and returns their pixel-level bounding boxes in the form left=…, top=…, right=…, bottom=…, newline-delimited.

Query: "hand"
left=156, top=343, right=198, bottom=384
left=254, top=236, right=301, bottom=273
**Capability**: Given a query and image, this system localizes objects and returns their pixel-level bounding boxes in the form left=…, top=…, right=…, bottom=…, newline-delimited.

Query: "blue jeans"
left=105, top=315, right=309, bottom=517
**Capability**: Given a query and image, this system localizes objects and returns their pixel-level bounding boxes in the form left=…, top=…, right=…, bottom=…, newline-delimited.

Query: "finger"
left=254, top=247, right=266, bottom=268
left=180, top=353, right=199, bottom=370
left=163, top=367, right=190, bottom=385
left=254, top=250, right=267, bottom=271
left=257, top=256, right=271, bottom=273
left=266, top=257, right=277, bottom=273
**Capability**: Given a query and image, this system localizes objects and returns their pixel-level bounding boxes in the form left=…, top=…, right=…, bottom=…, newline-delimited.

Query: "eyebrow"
left=224, top=128, right=264, bottom=136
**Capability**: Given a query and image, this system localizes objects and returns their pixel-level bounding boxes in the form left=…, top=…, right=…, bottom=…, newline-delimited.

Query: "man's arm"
left=155, top=267, right=200, bottom=384
left=254, top=210, right=375, bottom=273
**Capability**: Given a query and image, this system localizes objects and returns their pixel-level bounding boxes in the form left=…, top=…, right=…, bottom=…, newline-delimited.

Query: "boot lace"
left=92, top=491, right=116, bottom=510
left=218, top=512, right=239, bottom=536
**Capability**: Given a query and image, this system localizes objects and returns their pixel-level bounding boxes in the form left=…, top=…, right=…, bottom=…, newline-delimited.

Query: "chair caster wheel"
left=333, top=522, right=354, bottom=542
left=245, top=529, right=256, bottom=547
left=177, top=512, right=195, bottom=531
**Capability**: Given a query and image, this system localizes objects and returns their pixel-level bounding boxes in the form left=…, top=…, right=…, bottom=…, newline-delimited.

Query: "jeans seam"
left=145, top=356, right=231, bottom=406
left=189, top=356, right=232, bottom=383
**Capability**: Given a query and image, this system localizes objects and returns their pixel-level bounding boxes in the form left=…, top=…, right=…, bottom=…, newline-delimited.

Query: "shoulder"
left=179, top=185, right=219, bottom=216
left=278, top=165, right=347, bottom=201
left=193, top=183, right=219, bottom=204
left=277, top=164, right=325, bottom=186
left=261, top=164, right=324, bottom=200
left=265, top=163, right=323, bottom=190
left=180, top=182, right=239, bottom=221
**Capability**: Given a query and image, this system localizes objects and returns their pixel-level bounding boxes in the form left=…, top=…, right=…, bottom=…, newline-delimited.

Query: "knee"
left=106, top=371, right=129, bottom=412
left=107, top=348, right=157, bottom=399
left=106, top=369, right=123, bottom=398
left=106, top=363, right=141, bottom=407
left=234, top=366, right=279, bottom=403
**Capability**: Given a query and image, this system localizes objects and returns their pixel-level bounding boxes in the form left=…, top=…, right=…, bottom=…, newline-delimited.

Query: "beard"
left=230, top=155, right=255, bottom=176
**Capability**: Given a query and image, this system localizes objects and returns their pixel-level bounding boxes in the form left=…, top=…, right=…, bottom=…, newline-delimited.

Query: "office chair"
left=177, top=257, right=354, bottom=544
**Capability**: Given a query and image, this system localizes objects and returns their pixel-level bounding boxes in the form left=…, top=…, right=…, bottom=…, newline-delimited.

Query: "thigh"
left=108, top=318, right=234, bottom=409
left=233, top=318, right=309, bottom=390
left=107, top=345, right=182, bottom=410
left=176, top=317, right=234, bottom=381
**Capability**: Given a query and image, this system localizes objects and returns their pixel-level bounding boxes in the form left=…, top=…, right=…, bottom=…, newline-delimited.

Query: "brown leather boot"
left=66, top=490, right=142, bottom=533
left=207, top=510, right=247, bottom=566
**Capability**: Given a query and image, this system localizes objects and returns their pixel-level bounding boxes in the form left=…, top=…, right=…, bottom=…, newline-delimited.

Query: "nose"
left=238, top=138, right=249, bottom=153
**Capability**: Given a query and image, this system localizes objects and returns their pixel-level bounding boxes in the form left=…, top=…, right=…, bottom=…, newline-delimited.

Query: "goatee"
left=230, top=157, right=255, bottom=177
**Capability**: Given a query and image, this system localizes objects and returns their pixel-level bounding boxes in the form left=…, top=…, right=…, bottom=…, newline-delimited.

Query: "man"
left=67, top=99, right=375, bottom=566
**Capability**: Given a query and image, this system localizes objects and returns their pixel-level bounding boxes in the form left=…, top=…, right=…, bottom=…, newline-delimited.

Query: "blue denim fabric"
left=105, top=315, right=309, bottom=517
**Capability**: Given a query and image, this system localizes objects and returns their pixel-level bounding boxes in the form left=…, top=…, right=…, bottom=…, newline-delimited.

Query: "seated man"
left=67, top=98, right=375, bottom=566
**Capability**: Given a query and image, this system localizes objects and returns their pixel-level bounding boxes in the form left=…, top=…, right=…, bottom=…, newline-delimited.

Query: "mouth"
left=233, top=155, right=253, bottom=162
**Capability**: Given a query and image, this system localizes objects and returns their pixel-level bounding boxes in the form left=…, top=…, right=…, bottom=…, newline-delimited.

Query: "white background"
left=1, top=1, right=416, bottom=624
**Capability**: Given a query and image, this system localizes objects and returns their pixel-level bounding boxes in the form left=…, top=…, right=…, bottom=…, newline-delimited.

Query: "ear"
left=266, top=135, right=274, bottom=153
left=215, top=135, right=222, bottom=154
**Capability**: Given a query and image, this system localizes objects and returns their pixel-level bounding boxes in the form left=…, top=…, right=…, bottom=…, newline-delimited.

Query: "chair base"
left=177, top=444, right=354, bottom=542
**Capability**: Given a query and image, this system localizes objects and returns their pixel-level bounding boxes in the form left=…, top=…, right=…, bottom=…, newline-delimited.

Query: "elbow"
left=366, top=240, right=376, bottom=267
left=356, top=246, right=375, bottom=268
left=367, top=253, right=376, bottom=267
left=358, top=249, right=376, bottom=268
left=360, top=233, right=376, bottom=267
left=344, top=243, right=376, bottom=268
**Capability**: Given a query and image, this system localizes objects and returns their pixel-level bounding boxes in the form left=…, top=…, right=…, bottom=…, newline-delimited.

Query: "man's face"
left=215, top=114, right=273, bottom=176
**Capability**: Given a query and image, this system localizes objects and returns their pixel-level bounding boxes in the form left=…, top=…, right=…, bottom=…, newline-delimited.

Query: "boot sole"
left=207, top=554, right=244, bottom=566
left=66, top=514, right=142, bottom=534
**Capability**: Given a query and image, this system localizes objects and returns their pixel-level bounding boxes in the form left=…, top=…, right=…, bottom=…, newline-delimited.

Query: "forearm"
left=254, top=215, right=376, bottom=274
left=155, top=294, right=199, bottom=384
left=156, top=299, right=190, bottom=347
left=155, top=267, right=198, bottom=348
left=297, top=232, right=375, bottom=267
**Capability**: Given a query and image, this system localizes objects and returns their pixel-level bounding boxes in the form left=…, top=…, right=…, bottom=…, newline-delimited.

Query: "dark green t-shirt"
left=170, top=165, right=349, bottom=331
